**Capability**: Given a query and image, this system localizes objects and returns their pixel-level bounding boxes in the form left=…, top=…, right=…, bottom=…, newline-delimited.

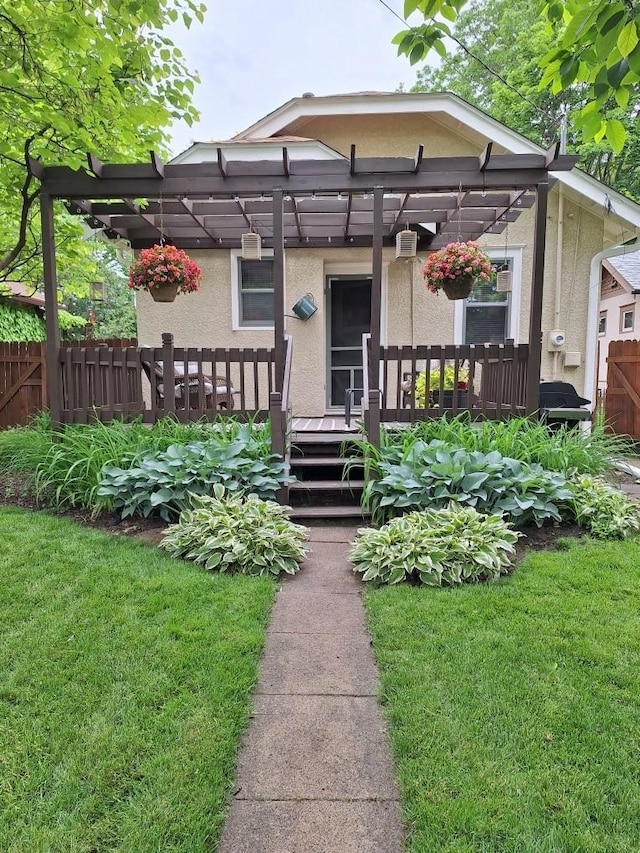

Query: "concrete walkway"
left=219, top=525, right=404, bottom=853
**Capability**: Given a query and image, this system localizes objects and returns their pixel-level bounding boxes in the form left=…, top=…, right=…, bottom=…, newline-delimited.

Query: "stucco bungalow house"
left=132, top=92, right=640, bottom=420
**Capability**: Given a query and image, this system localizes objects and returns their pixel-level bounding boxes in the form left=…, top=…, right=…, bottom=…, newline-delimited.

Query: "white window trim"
left=454, top=246, right=523, bottom=344
left=620, top=305, right=634, bottom=333
left=231, top=248, right=281, bottom=331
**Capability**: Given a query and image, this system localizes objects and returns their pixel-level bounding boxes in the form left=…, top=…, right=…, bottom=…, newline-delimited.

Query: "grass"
left=364, top=537, right=640, bottom=852
left=0, top=506, right=276, bottom=852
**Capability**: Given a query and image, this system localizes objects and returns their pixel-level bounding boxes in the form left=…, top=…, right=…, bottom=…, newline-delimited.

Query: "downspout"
left=584, top=239, right=638, bottom=403
left=553, top=187, right=564, bottom=379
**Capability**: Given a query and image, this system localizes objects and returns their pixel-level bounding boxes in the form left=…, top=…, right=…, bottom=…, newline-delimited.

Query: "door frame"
left=324, top=262, right=388, bottom=412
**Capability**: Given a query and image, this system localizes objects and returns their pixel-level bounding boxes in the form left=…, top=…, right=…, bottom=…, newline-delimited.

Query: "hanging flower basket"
left=127, top=244, right=202, bottom=303
left=422, top=241, right=494, bottom=301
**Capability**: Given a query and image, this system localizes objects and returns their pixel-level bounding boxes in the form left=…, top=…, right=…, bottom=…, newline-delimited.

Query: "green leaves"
left=363, top=439, right=572, bottom=527
left=569, top=475, right=640, bottom=539
left=97, top=433, right=293, bottom=522
left=351, top=504, right=520, bottom=586
left=161, top=493, right=309, bottom=577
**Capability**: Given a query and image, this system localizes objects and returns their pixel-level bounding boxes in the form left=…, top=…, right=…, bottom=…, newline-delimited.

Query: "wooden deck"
left=292, top=416, right=361, bottom=433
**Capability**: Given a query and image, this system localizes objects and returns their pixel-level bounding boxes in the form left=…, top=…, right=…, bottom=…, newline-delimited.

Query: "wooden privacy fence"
left=0, top=339, right=136, bottom=429
left=362, top=335, right=529, bottom=443
left=605, top=339, right=640, bottom=439
left=0, top=341, right=47, bottom=429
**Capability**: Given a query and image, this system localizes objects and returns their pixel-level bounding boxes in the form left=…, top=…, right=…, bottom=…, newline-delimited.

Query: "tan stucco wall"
left=137, top=111, right=607, bottom=415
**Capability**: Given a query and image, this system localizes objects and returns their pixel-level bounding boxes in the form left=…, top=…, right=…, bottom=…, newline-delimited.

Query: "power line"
left=377, top=0, right=555, bottom=121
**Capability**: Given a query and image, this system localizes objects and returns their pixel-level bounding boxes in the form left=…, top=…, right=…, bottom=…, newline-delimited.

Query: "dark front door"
left=327, top=276, right=372, bottom=409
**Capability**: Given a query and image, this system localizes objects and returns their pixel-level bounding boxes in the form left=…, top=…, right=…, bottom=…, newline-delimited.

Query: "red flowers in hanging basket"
left=127, top=244, right=202, bottom=298
left=422, top=241, right=494, bottom=296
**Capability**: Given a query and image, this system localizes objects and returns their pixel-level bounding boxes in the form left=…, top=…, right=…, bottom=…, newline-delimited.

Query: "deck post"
left=272, top=188, right=285, bottom=394
left=40, top=191, right=61, bottom=425
left=526, top=180, right=549, bottom=416
left=161, top=332, right=176, bottom=416
left=368, top=185, right=384, bottom=447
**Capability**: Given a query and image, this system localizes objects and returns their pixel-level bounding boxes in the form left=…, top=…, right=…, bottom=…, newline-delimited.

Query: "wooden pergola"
left=33, top=143, right=577, bottom=441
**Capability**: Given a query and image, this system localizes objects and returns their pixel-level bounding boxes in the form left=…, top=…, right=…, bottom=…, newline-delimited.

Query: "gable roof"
left=236, top=91, right=640, bottom=235
left=604, top=250, right=640, bottom=293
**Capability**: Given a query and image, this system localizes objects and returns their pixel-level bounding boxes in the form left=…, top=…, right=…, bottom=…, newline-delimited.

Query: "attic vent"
left=395, top=229, right=417, bottom=259
left=496, top=270, right=512, bottom=292
left=241, top=232, right=262, bottom=260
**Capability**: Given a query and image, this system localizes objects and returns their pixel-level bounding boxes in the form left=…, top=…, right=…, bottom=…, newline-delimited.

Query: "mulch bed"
left=0, top=472, right=587, bottom=557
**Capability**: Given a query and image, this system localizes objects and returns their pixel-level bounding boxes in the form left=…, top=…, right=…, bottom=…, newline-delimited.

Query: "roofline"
left=602, top=257, right=640, bottom=293
left=237, top=91, right=640, bottom=231
left=170, top=138, right=345, bottom=165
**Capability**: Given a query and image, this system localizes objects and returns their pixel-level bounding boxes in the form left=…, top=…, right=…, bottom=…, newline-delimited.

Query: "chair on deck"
left=141, top=360, right=235, bottom=410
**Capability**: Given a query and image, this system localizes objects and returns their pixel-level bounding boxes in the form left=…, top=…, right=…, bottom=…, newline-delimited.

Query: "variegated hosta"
left=351, top=504, right=521, bottom=586
left=570, top=476, right=640, bottom=540
left=160, top=485, right=309, bottom=577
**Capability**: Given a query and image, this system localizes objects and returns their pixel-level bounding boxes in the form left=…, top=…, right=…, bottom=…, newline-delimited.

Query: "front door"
left=327, top=276, right=372, bottom=409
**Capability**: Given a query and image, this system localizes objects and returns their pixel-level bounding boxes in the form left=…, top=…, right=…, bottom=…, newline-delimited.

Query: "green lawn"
left=0, top=507, right=275, bottom=852
left=365, top=538, right=640, bottom=853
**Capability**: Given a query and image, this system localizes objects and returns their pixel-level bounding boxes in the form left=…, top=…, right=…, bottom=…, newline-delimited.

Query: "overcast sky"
left=167, top=0, right=423, bottom=156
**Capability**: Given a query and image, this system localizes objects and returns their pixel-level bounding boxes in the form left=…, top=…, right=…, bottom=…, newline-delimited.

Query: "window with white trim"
left=598, top=312, right=607, bottom=336
left=237, top=258, right=274, bottom=327
left=621, top=305, right=634, bottom=333
left=463, top=258, right=512, bottom=344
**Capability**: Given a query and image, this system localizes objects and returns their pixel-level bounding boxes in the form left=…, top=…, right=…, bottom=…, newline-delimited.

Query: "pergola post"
left=40, top=191, right=61, bottom=425
left=368, top=186, right=385, bottom=447
left=272, top=188, right=285, bottom=394
left=526, top=180, right=549, bottom=416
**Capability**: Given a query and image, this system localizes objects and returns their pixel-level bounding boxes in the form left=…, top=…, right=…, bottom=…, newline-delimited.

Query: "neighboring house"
left=120, top=93, right=640, bottom=416
left=597, top=251, right=640, bottom=392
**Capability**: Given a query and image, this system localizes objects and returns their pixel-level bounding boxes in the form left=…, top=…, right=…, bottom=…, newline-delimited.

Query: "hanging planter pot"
left=127, top=244, right=202, bottom=302
left=442, top=275, right=474, bottom=301
left=149, top=282, right=180, bottom=303
left=422, top=241, right=494, bottom=301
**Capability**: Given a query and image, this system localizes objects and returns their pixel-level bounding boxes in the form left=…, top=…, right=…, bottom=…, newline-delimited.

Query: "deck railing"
left=57, top=333, right=293, bottom=460
left=362, top=335, right=529, bottom=443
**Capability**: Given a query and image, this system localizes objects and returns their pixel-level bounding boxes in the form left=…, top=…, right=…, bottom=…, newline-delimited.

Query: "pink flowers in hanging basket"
left=422, top=241, right=494, bottom=295
left=127, top=244, right=202, bottom=295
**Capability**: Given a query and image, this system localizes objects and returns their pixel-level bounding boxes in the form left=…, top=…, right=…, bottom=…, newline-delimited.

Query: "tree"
left=409, top=0, right=640, bottom=200
left=0, top=0, right=205, bottom=287
left=64, top=242, right=138, bottom=340
left=394, top=0, right=640, bottom=151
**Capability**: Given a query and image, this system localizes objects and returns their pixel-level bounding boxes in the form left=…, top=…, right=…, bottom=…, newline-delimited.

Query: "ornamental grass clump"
left=422, top=240, right=494, bottom=294
left=128, top=244, right=201, bottom=295
left=570, top=475, right=640, bottom=539
left=351, top=505, right=520, bottom=586
left=161, top=486, right=309, bottom=577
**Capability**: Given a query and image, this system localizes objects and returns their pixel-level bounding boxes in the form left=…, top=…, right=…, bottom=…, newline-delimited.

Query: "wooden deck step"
left=290, top=480, right=365, bottom=491
left=289, top=505, right=371, bottom=519
left=292, top=432, right=354, bottom=444
left=290, top=456, right=352, bottom=466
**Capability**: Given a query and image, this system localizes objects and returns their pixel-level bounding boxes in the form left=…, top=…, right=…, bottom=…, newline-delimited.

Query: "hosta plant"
left=351, top=505, right=520, bottom=586
left=570, top=475, right=640, bottom=540
left=98, top=435, right=292, bottom=521
left=160, top=486, right=309, bottom=576
left=363, top=440, right=572, bottom=527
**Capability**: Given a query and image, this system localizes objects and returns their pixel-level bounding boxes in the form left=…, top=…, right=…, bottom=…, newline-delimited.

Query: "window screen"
left=463, top=258, right=511, bottom=344
left=239, top=259, right=274, bottom=326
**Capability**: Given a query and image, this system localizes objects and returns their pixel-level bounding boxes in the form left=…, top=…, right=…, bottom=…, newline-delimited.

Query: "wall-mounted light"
left=395, top=229, right=417, bottom=259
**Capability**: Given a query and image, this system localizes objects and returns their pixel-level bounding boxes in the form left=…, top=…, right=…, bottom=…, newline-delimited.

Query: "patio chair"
left=141, top=359, right=235, bottom=410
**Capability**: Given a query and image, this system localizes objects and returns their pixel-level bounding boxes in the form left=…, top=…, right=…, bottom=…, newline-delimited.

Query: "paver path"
left=218, top=524, right=404, bottom=853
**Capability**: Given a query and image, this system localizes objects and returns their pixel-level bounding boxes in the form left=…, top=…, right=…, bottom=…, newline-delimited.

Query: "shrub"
left=570, top=476, right=640, bottom=539
left=160, top=487, right=308, bottom=576
left=362, top=440, right=572, bottom=526
left=413, top=367, right=469, bottom=408
left=0, top=415, right=272, bottom=514
left=98, top=435, right=292, bottom=520
left=346, top=415, right=631, bottom=481
left=350, top=505, right=520, bottom=586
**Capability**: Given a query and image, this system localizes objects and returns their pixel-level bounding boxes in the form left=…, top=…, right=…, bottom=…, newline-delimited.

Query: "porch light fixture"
left=241, top=231, right=262, bottom=260
left=395, top=228, right=417, bottom=259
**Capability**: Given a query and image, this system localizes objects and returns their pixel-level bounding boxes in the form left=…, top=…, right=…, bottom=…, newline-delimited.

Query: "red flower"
left=128, top=245, right=201, bottom=295
left=422, top=241, right=494, bottom=295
